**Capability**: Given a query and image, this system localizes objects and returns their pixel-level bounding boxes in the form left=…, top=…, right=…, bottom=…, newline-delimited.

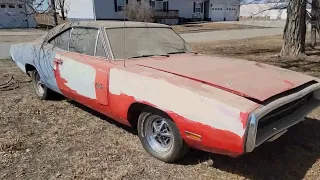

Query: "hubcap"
left=35, top=72, right=45, bottom=96
left=145, top=117, right=174, bottom=153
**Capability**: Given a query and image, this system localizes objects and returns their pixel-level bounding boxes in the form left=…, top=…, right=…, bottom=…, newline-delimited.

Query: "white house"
left=240, top=1, right=311, bottom=20
left=0, top=0, right=36, bottom=28
left=65, top=0, right=240, bottom=24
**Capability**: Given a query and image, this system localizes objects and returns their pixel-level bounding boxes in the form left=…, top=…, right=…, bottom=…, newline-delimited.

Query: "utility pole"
left=51, top=0, right=58, bottom=26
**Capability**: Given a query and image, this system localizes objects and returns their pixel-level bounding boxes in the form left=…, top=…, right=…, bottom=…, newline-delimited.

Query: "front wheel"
left=137, top=108, right=189, bottom=163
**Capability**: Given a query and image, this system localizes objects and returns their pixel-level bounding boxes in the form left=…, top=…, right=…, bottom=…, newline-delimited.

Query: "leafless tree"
left=242, top=0, right=319, bottom=58
left=55, top=0, right=68, bottom=20
left=50, top=0, right=58, bottom=25
left=124, top=0, right=154, bottom=22
left=280, top=0, right=308, bottom=57
left=311, top=0, right=320, bottom=48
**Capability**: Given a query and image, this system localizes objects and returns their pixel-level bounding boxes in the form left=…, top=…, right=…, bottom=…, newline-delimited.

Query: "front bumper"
left=244, top=83, right=320, bottom=153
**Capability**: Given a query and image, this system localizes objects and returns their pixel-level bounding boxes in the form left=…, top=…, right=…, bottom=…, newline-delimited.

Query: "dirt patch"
left=2, top=36, right=320, bottom=179
left=172, top=22, right=268, bottom=34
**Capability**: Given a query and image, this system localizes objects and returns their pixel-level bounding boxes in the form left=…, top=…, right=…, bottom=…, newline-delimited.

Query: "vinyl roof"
left=43, top=20, right=170, bottom=42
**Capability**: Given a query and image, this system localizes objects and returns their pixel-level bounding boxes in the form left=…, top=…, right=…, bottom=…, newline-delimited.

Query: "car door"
left=48, top=28, right=73, bottom=97
left=55, top=27, right=111, bottom=109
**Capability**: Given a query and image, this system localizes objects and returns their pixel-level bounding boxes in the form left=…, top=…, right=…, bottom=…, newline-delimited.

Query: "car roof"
left=44, top=20, right=170, bottom=41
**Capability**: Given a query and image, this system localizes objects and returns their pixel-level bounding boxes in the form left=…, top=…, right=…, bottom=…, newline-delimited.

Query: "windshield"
left=106, top=27, right=193, bottom=59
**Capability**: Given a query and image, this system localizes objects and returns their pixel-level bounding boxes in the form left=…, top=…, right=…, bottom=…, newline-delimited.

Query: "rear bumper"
left=244, top=83, right=320, bottom=153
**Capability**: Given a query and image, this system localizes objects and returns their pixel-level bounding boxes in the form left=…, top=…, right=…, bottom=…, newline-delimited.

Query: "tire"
left=31, top=70, right=54, bottom=100
left=137, top=108, right=189, bottom=163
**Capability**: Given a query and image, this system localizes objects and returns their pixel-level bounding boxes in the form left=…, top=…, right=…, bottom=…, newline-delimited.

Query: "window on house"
left=194, top=2, right=203, bottom=13
left=49, top=29, right=71, bottom=51
left=0, top=4, right=6, bottom=8
left=163, top=1, right=168, bottom=11
left=18, top=4, right=23, bottom=8
left=115, top=0, right=127, bottom=12
left=8, top=4, right=15, bottom=8
left=69, top=28, right=98, bottom=56
left=150, top=0, right=168, bottom=11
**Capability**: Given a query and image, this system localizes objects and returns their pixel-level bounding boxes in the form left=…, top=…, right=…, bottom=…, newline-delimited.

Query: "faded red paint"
left=131, top=53, right=317, bottom=102
left=53, top=52, right=130, bottom=125
left=52, top=51, right=318, bottom=157
left=167, top=112, right=245, bottom=155
left=52, top=51, right=251, bottom=156
left=108, top=92, right=247, bottom=155
left=138, top=64, right=256, bottom=101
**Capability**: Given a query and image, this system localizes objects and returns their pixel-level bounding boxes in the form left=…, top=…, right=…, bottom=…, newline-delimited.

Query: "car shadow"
left=66, top=100, right=320, bottom=179
left=178, top=118, right=320, bottom=180
left=68, top=100, right=138, bottom=135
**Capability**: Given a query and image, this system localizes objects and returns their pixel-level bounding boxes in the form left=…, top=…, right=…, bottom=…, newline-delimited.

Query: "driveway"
left=0, top=29, right=45, bottom=59
left=181, top=27, right=284, bottom=43
left=219, top=19, right=287, bottom=28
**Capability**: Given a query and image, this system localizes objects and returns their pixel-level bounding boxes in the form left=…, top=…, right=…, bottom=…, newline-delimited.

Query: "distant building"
left=0, top=0, right=36, bottom=28
left=65, top=0, right=241, bottom=25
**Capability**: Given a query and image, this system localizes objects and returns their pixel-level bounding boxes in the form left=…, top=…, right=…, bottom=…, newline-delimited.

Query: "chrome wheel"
left=34, top=71, right=45, bottom=96
left=145, top=117, right=174, bottom=153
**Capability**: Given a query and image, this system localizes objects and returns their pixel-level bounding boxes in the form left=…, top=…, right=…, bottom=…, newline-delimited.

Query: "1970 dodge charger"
left=10, top=21, right=320, bottom=162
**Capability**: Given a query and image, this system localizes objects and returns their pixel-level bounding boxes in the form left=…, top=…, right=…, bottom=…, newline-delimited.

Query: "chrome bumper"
left=244, top=83, right=320, bottom=153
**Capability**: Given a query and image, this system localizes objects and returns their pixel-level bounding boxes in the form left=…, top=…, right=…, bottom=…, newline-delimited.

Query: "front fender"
left=108, top=68, right=249, bottom=155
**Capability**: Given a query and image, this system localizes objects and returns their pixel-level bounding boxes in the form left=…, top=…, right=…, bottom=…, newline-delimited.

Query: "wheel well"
left=25, top=64, right=36, bottom=76
left=127, top=102, right=170, bottom=129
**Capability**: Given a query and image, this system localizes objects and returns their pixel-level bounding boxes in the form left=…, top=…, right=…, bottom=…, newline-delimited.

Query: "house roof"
left=42, top=20, right=169, bottom=42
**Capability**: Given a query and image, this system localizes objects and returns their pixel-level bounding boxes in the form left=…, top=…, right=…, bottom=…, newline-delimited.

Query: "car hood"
left=134, top=54, right=318, bottom=102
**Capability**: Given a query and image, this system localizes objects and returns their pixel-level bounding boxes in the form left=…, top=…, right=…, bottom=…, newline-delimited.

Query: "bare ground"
left=1, top=36, right=320, bottom=180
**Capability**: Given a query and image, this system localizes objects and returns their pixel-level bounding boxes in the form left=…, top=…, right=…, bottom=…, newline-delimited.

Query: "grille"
left=257, top=93, right=312, bottom=130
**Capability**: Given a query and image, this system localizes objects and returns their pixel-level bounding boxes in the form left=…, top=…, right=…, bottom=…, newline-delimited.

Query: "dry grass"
left=1, top=36, right=320, bottom=179
left=191, top=34, right=320, bottom=77
left=171, top=22, right=268, bottom=34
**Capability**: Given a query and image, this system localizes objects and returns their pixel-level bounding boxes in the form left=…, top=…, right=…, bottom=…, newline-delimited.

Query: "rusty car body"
left=10, top=21, right=320, bottom=162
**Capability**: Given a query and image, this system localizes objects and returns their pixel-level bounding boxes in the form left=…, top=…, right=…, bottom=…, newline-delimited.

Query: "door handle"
left=54, top=59, right=63, bottom=65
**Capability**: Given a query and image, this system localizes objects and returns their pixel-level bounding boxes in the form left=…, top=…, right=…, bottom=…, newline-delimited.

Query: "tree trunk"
left=311, top=0, right=320, bottom=48
left=59, top=0, right=66, bottom=20
left=51, top=0, right=58, bottom=26
left=280, top=0, right=307, bottom=58
left=60, top=6, right=66, bottom=20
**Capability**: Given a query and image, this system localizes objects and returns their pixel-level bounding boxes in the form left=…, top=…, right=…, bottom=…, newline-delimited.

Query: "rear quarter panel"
left=10, top=42, right=61, bottom=94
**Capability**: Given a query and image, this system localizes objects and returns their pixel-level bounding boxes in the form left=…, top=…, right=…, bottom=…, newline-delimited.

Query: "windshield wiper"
left=129, top=54, right=169, bottom=59
left=168, top=51, right=198, bottom=55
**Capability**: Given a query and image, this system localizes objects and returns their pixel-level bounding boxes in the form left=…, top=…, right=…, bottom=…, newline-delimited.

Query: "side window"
left=95, top=32, right=107, bottom=58
left=69, top=28, right=98, bottom=56
left=50, top=29, right=71, bottom=50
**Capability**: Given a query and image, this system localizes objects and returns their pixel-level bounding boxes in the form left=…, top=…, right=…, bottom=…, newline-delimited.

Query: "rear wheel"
left=31, top=70, right=54, bottom=100
left=137, top=108, right=189, bottom=163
